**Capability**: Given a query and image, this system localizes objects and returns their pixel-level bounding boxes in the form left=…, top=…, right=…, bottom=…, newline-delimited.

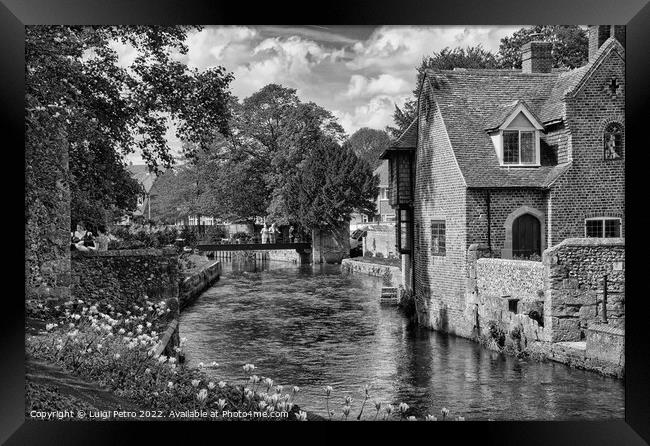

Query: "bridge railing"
left=204, top=234, right=308, bottom=245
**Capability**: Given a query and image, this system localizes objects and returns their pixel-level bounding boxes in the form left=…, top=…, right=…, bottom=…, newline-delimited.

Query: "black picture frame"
left=6, top=0, right=650, bottom=443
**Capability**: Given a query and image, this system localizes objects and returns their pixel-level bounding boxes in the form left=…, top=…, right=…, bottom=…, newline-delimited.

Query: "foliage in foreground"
left=27, top=298, right=468, bottom=421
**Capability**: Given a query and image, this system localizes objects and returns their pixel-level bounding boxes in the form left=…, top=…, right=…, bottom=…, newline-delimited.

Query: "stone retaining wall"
left=476, top=258, right=545, bottom=301
left=71, top=248, right=180, bottom=313
left=341, top=258, right=402, bottom=287
left=544, top=238, right=625, bottom=341
left=179, top=261, right=222, bottom=309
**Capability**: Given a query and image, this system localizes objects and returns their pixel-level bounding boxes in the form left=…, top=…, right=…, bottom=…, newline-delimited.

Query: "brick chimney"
left=521, top=41, right=552, bottom=74
left=589, top=25, right=625, bottom=62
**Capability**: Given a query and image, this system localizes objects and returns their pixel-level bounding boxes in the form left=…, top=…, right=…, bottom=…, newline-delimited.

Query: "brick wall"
left=412, top=84, right=469, bottom=336
left=466, top=188, right=548, bottom=257
left=544, top=238, right=625, bottom=342
left=549, top=44, right=625, bottom=246
left=71, top=248, right=180, bottom=313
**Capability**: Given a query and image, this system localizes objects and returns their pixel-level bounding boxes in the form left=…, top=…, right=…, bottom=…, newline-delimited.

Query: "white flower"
left=385, top=404, right=394, bottom=415
left=399, top=402, right=409, bottom=414
left=207, top=382, right=216, bottom=390
left=457, top=416, right=465, bottom=421
left=407, top=416, right=417, bottom=421
left=275, top=385, right=283, bottom=394
left=210, top=361, right=218, bottom=368
left=168, top=357, right=177, bottom=365
left=167, top=381, right=174, bottom=389
left=425, top=414, right=437, bottom=421
left=292, top=386, right=300, bottom=394
left=218, top=381, right=227, bottom=389
left=344, top=395, right=353, bottom=405
left=296, top=410, right=307, bottom=421
left=217, top=399, right=227, bottom=410
left=325, top=385, right=333, bottom=396
left=441, top=407, right=450, bottom=418
left=144, top=368, right=151, bottom=374
left=113, top=353, right=121, bottom=360
left=197, top=388, right=208, bottom=403
left=342, top=405, right=351, bottom=417
left=45, top=323, right=57, bottom=331
left=191, top=379, right=200, bottom=387
left=243, top=363, right=255, bottom=373
left=158, top=355, right=167, bottom=363
left=198, top=362, right=204, bottom=368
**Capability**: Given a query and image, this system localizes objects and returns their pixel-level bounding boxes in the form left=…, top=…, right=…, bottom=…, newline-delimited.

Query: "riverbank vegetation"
left=26, top=297, right=468, bottom=421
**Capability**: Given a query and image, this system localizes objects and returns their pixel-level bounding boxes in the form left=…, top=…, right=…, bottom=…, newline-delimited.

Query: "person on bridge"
left=269, top=223, right=278, bottom=244
left=289, top=225, right=295, bottom=243
left=261, top=223, right=269, bottom=244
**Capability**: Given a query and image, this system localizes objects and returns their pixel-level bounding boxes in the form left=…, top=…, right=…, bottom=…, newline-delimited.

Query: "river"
left=179, top=260, right=624, bottom=420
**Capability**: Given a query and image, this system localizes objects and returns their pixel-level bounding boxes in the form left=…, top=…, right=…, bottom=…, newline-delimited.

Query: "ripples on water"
left=179, top=260, right=624, bottom=420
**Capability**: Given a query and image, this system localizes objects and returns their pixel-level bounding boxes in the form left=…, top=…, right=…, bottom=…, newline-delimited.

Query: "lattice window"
left=585, top=218, right=621, bottom=238
left=503, top=130, right=537, bottom=165
left=431, top=220, right=446, bottom=256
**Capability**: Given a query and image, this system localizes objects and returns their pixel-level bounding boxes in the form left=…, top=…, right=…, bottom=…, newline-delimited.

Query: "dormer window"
left=503, top=130, right=537, bottom=165
left=486, top=101, right=544, bottom=167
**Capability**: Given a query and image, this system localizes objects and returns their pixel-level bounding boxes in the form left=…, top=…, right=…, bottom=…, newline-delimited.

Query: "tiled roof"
left=391, top=118, right=418, bottom=149
left=422, top=38, right=624, bottom=189
left=483, top=99, right=543, bottom=131
left=127, top=164, right=157, bottom=193
left=374, top=160, right=390, bottom=186
left=424, top=64, right=591, bottom=188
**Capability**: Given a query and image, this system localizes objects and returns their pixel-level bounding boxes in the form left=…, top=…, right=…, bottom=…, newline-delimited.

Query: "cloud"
left=333, top=94, right=409, bottom=135
left=344, top=73, right=412, bottom=98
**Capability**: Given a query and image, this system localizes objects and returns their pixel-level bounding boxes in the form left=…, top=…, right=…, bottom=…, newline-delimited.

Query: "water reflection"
left=179, top=260, right=624, bottom=420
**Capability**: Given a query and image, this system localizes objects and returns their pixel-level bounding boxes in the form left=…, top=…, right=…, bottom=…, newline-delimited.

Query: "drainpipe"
left=486, top=190, right=492, bottom=254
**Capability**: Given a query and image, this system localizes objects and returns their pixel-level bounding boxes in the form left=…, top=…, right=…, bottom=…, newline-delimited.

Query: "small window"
left=503, top=130, right=538, bottom=165
left=604, top=123, right=623, bottom=160
left=431, top=220, right=446, bottom=256
left=585, top=218, right=621, bottom=238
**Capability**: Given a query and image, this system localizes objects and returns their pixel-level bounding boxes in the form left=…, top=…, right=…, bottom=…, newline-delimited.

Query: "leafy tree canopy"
left=283, top=138, right=378, bottom=230
left=345, top=127, right=391, bottom=170
left=25, top=25, right=234, bottom=231
left=497, top=25, right=588, bottom=69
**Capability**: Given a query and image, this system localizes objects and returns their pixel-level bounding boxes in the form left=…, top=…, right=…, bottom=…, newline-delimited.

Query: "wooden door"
left=512, top=214, right=541, bottom=258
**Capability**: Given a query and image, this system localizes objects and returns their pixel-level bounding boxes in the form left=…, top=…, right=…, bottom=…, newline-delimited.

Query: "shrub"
left=363, top=250, right=373, bottom=257
left=375, top=252, right=384, bottom=258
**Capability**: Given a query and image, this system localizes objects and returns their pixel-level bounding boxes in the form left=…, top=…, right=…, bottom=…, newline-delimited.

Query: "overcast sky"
left=120, top=25, right=524, bottom=164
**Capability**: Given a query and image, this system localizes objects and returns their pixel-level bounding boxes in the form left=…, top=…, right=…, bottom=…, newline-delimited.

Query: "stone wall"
left=544, top=237, right=625, bottom=342
left=476, top=258, right=545, bottom=302
left=312, top=225, right=350, bottom=264
left=25, top=112, right=71, bottom=303
left=179, top=261, right=221, bottom=309
left=341, top=258, right=402, bottom=287
left=585, top=323, right=624, bottom=376
left=71, top=248, right=180, bottom=313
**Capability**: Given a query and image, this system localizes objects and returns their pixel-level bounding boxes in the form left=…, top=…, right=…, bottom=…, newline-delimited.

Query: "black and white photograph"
left=17, top=15, right=642, bottom=433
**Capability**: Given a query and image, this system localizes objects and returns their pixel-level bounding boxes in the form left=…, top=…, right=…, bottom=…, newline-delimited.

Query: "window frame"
left=430, top=220, right=446, bottom=257
left=501, top=128, right=540, bottom=167
left=584, top=217, right=622, bottom=238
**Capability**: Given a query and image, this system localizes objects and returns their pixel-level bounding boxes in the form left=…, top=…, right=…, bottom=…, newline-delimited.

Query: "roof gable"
left=485, top=100, right=544, bottom=131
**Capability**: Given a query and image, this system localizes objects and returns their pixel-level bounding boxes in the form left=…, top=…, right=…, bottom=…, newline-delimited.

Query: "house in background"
left=349, top=160, right=397, bottom=257
left=381, top=25, right=625, bottom=338
left=117, top=164, right=158, bottom=225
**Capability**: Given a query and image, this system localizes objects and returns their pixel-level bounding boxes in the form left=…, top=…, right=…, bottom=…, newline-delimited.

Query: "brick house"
left=381, top=25, right=625, bottom=337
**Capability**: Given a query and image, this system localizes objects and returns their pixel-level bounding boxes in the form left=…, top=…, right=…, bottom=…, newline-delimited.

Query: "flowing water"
left=179, top=260, right=624, bottom=420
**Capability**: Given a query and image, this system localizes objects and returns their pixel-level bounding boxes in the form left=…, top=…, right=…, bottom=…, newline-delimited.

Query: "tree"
left=25, top=25, right=234, bottom=231
left=283, top=138, right=378, bottom=230
left=387, top=45, right=498, bottom=138
left=345, top=128, right=391, bottom=170
left=497, top=25, right=588, bottom=69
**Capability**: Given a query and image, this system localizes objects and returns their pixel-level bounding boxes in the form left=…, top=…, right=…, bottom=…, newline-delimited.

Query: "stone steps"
left=380, top=287, right=399, bottom=305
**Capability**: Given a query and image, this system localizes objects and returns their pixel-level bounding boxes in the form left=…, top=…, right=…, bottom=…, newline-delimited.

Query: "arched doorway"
left=512, top=214, right=541, bottom=258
